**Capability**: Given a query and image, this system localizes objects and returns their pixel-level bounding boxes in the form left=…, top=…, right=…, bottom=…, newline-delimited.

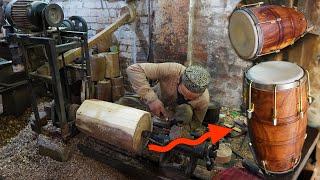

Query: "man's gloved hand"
left=148, top=99, right=168, bottom=118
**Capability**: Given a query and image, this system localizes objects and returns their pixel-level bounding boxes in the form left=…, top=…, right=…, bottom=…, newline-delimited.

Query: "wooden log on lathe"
left=76, top=100, right=152, bottom=153
left=215, top=143, right=232, bottom=164
left=90, top=55, right=106, bottom=82
left=95, top=80, right=112, bottom=102
left=111, top=76, right=125, bottom=102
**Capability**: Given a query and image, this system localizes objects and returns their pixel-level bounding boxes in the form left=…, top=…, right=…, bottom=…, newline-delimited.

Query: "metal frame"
left=7, top=31, right=89, bottom=139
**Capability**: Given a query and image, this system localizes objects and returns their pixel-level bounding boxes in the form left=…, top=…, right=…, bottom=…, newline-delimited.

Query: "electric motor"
left=4, top=0, right=64, bottom=31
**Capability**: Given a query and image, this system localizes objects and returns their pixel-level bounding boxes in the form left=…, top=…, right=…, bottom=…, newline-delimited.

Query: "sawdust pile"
left=0, top=98, right=129, bottom=180
left=0, top=109, right=31, bottom=147
left=0, top=124, right=129, bottom=180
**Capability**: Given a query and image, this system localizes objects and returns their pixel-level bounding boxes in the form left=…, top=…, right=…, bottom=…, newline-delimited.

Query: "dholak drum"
left=245, top=61, right=311, bottom=174
left=229, top=5, right=307, bottom=60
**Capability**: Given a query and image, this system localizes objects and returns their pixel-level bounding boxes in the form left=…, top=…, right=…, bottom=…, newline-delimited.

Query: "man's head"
left=178, top=65, right=211, bottom=101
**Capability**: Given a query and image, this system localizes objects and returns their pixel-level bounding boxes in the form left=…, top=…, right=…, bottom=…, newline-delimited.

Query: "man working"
left=118, top=62, right=210, bottom=135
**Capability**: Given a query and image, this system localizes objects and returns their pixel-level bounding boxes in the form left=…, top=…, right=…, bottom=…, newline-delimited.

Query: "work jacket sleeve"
left=126, top=63, right=184, bottom=104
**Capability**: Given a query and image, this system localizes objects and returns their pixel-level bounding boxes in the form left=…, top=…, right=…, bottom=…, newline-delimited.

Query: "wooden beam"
left=58, top=12, right=131, bottom=66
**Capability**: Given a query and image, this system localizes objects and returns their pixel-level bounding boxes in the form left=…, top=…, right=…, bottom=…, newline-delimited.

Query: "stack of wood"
left=90, top=51, right=125, bottom=102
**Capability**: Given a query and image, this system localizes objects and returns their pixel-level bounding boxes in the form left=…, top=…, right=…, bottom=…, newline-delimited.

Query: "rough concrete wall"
left=152, top=0, right=189, bottom=64
left=190, top=0, right=252, bottom=107
left=151, top=0, right=252, bottom=107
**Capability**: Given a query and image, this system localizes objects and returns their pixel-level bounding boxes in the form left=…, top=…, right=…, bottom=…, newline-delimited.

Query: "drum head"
left=229, top=10, right=259, bottom=60
left=246, top=61, right=304, bottom=85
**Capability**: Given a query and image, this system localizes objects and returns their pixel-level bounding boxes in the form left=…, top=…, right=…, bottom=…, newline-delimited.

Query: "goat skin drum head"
left=246, top=61, right=304, bottom=85
left=229, top=10, right=259, bottom=59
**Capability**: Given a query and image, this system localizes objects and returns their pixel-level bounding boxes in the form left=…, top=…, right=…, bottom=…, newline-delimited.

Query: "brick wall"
left=190, top=0, right=252, bottom=107
left=51, top=0, right=252, bottom=108
left=50, top=0, right=150, bottom=90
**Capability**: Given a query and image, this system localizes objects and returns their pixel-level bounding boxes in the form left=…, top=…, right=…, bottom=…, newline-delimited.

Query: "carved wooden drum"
left=245, top=61, right=312, bottom=173
left=229, top=5, right=307, bottom=60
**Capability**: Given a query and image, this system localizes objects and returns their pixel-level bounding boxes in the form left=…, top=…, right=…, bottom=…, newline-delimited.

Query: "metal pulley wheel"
left=60, top=19, right=74, bottom=31
left=69, top=16, right=88, bottom=32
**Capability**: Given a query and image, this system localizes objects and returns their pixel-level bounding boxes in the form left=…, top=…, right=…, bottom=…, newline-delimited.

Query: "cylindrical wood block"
left=215, top=143, right=232, bottom=164
left=94, top=52, right=120, bottom=78
left=95, top=80, right=112, bottom=102
left=105, top=52, right=120, bottom=78
left=111, top=76, right=125, bottom=102
left=76, top=100, right=152, bottom=153
left=90, top=55, right=106, bottom=82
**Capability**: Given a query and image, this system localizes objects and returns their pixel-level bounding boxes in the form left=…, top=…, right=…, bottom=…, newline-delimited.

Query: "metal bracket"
left=273, top=85, right=277, bottom=126
left=240, top=2, right=264, bottom=8
left=247, top=81, right=254, bottom=119
left=258, top=18, right=281, bottom=25
left=305, top=70, right=314, bottom=104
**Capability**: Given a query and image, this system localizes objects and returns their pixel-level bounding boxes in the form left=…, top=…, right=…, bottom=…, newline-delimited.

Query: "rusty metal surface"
left=153, top=0, right=189, bottom=63
left=78, top=135, right=207, bottom=180
left=10, top=0, right=35, bottom=30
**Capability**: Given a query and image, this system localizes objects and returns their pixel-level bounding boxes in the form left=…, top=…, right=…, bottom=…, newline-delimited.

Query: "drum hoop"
left=258, top=155, right=301, bottom=174
left=242, top=8, right=264, bottom=59
left=231, top=9, right=260, bottom=59
left=252, top=129, right=306, bottom=145
left=245, top=70, right=307, bottom=91
left=250, top=112, right=307, bottom=126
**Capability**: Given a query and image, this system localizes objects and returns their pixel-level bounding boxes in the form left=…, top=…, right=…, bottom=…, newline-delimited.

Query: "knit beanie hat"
left=181, top=65, right=211, bottom=93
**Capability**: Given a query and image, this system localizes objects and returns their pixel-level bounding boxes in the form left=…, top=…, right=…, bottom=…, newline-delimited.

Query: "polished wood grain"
left=248, top=81, right=309, bottom=173
left=250, top=5, right=307, bottom=55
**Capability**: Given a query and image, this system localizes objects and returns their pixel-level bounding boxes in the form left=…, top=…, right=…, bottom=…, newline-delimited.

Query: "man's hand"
left=148, top=99, right=168, bottom=118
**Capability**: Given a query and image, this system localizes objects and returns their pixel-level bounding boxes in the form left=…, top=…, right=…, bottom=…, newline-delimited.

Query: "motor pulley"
left=5, top=0, right=64, bottom=31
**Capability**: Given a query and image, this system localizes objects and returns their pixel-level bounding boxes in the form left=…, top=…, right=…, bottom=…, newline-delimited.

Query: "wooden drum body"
left=245, top=61, right=310, bottom=173
left=229, top=5, right=307, bottom=60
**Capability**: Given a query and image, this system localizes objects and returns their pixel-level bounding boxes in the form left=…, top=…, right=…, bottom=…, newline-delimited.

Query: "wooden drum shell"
left=248, top=80, right=308, bottom=173
left=229, top=5, right=307, bottom=60
left=250, top=5, right=307, bottom=56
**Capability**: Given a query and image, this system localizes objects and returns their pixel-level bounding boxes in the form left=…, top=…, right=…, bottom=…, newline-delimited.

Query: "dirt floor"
left=0, top=99, right=130, bottom=180
left=0, top=98, right=253, bottom=180
left=0, top=124, right=131, bottom=180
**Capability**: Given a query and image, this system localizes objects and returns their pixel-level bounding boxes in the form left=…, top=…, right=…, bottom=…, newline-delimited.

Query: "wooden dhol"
left=229, top=5, right=307, bottom=60
left=245, top=61, right=309, bottom=173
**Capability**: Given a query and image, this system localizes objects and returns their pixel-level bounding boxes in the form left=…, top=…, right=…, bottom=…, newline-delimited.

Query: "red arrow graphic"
left=148, top=124, right=232, bottom=153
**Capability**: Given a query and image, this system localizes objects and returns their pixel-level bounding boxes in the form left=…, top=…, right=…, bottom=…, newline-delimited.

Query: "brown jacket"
left=126, top=62, right=210, bottom=123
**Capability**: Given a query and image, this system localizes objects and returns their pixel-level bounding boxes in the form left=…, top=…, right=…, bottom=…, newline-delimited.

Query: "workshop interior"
left=0, top=0, right=320, bottom=179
